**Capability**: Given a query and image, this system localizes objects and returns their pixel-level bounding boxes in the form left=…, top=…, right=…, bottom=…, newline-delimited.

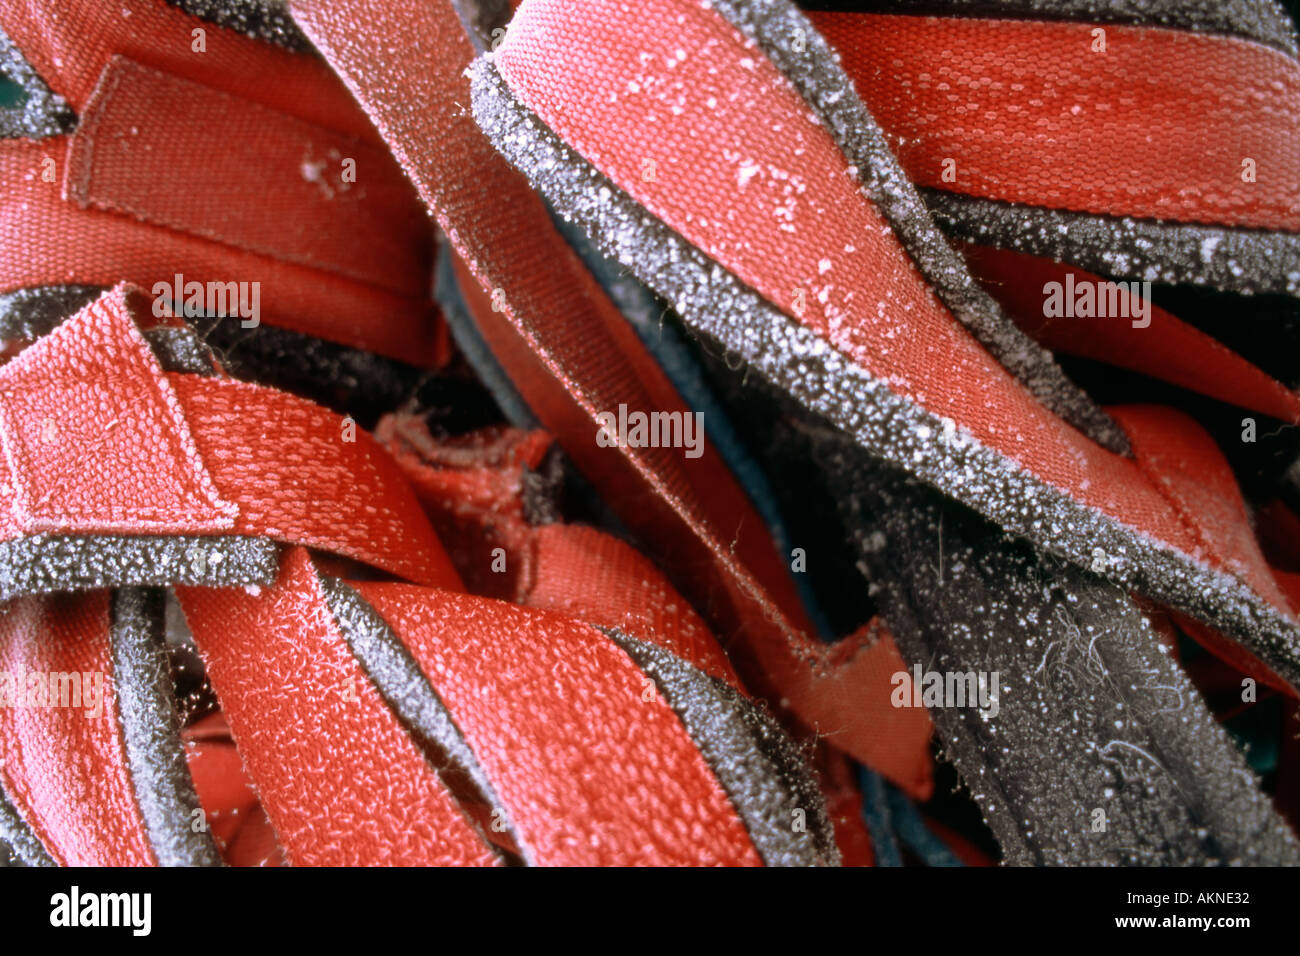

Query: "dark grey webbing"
left=927, top=191, right=1300, bottom=299
left=111, top=587, right=223, bottom=866
left=823, top=439, right=1300, bottom=865
left=0, top=534, right=280, bottom=601
left=164, top=0, right=311, bottom=51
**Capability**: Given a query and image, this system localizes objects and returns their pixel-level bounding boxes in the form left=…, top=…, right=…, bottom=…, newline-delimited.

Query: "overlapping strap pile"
left=0, top=0, right=440, bottom=362
left=0, top=285, right=841, bottom=866
left=470, top=0, right=1300, bottom=700
left=288, top=0, right=939, bottom=800
left=807, top=1, right=1300, bottom=296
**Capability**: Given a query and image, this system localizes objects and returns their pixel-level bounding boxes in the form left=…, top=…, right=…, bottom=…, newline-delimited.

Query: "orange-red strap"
left=1, top=0, right=377, bottom=138
left=1113, top=405, right=1291, bottom=614
left=811, top=12, right=1300, bottom=232
left=177, top=548, right=498, bottom=866
left=0, top=285, right=459, bottom=587
left=67, top=55, right=429, bottom=297
left=964, top=245, right=1300, bottom=424
left=0, top=0, right=442, bottom=364
left=290, top=0, right=938, bottom=797
left=0, top=592, right=154, bottom=866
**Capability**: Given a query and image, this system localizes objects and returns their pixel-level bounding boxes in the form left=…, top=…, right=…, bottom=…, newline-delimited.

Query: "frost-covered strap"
left=805, top=2, right=1300, bottom=296
left=472, top=0, right=1300, bottom=694
left=830, top=443, right=1300, bottom=865
left=0, top=285, right=459, bottom=595
left=0, top=588, right=220, bottom=866
left=288, top=0, right=940, bottom=795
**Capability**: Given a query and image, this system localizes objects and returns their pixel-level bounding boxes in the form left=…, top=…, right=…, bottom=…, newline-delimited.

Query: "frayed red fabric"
left=373, top=417, right=554, bottom=602
left=374, top=416, right=742, bottom=686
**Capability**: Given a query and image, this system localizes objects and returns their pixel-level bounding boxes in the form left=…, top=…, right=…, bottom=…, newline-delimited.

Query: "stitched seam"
left=67, top=58, right=411, bottom=288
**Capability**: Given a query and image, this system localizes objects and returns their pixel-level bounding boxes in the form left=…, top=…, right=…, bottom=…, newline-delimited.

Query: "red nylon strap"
left=448, top=252, right=782, bottom=583
left=1116, top=405, right=1300, bottom=694
left=67, top=56, right=430, bottom=296
left=526, top=523, right=741, bottom=688
left=0, top=287, right=235, bottom=537
left=809, top=12, right=1300, bottom=232
left=964, top=246, right=1300, bottom=424
left=176, top=377, right=459, bottom=586
left=0, top=286, right=459, bottom=587
left=1149, top=490, right=1300, bottom=698
left=448, top=250, right=819, bottom=629
left=290, top=0, right=936, bottom=796
left=353, top=580, right=764, bottom=866
left=183, top=713, right=282, bottom=866
left=1, top=0, right=377, bottom=139
left=1111, top=405, right=1292, bottom=614
left=177, top=547, right=494, bottom=867
left=492, top=0, right=1297, bottom=627
left=0, top=591, right=154, bottom=866
left=373, top=416, right=741, bottom=686
left=770, top=619, right=935, bottom=798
